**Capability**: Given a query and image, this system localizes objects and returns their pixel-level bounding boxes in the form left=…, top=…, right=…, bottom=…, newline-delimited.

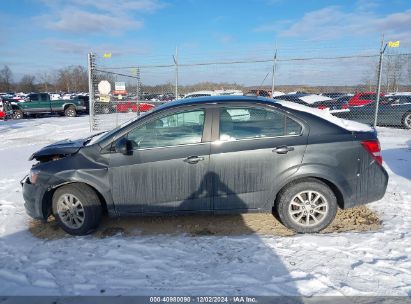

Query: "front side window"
left=219, top=107, right=301, bottom=141
left=30, top=94, right=39, bottom=101
left=127, top=110, right=205, bottom=149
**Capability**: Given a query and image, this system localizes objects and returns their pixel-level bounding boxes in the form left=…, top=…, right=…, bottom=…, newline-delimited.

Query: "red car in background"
left=0, top=100, right=12, bottom=120
left=116, top=101, right=155, bottom=113
left=347, top=92, right=384, bottom=107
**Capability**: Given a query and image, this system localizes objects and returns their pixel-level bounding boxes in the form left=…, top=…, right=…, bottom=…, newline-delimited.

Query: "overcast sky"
left=1, top=0, right=410, bottom=85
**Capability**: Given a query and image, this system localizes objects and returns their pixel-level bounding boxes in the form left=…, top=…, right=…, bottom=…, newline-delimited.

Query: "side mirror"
left=115, top=138, right=133, bottom=155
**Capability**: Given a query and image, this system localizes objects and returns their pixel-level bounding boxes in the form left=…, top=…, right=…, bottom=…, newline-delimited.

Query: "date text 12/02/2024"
left=149, top=296, right=257, bottom=303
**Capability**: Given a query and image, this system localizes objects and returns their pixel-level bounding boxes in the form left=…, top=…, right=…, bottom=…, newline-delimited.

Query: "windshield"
left=87, top=110, right=153, bottom=145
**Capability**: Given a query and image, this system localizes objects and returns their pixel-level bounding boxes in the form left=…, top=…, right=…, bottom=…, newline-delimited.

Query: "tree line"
left=0, top=65, right=88, bottom=93
left=1, top=52, right=411, bottom=94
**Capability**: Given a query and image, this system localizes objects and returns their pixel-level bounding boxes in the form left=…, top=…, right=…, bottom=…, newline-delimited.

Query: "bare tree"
left=0, top=65, right=13, bottom=92
left=38, top=71, right=55, bottom=92
left=19, top=75, right=36, bottom=92
left=55, top=66, right=88, bottom=92
left=383, top=52, right=407, bottom=93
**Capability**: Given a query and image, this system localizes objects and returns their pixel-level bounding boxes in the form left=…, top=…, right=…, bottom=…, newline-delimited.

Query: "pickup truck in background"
left=11, top=93, right=87, bottom=119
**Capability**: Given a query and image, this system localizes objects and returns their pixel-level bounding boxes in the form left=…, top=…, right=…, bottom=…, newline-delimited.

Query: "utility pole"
left=271, top=45, right=277, bottom=98
left=136, top=67, right=141, bottom=117
left=87, top=53, right=95, bottom=132
left=374, top=34, right=387, bottom=128
left=173, top=47, right=179, bottom=99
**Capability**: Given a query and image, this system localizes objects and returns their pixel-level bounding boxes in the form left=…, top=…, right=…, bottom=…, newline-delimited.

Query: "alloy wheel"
left=288, top=190, right=329, bottom=227
left=56, top=194, right=85, bottom=229
left=404, top=113, right=411, bottom=129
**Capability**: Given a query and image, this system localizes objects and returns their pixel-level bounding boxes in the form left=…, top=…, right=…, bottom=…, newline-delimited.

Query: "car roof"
left=156, top=95, right=277, bottom=111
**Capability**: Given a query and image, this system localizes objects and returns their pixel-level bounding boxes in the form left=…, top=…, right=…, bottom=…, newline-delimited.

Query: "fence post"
left=87, top=52, right=95, bottom=132
left=173, top=47, right=179, bottom=99
left=374, top=36, right=387, bottom=128
left=271, top=49, right=277, bottom=98
left=136, top=67, right=141, bottom=117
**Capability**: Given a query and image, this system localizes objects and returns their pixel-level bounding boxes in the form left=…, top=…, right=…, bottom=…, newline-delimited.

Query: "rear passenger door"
left=210, top=105, right=308, bottom=212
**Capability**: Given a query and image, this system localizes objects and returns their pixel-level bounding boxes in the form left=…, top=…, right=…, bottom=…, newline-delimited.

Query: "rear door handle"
left=273, top=145, right=294, bottom=154
left=183, top=156, right=205, bottom=164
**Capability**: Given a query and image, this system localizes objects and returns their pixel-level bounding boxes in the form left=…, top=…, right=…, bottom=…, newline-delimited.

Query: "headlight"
left=29, top=169, right=41, bottom=184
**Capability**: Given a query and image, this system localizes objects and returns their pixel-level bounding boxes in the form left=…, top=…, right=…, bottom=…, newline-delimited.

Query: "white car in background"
left=214, top=89, right=243, bottom=96
left=184, top=89, right=244, bottom=99
left=183, top=90, right=217, bottom=98
left=50, top=94, right=62, bottom=101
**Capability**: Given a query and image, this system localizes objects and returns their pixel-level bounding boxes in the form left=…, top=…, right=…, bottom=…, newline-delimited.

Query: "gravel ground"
left=29, top=205, right=380, bottom=239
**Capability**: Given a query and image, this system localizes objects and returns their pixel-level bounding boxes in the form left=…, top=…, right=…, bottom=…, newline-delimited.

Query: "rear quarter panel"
left=297, top=134, right=360, bottom=207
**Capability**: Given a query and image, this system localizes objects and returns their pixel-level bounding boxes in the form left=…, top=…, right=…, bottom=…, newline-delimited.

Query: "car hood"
left=29, top=138, right=85, bottom=161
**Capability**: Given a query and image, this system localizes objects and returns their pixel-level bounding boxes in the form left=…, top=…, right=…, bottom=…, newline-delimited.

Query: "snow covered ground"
left=0, top=116, right=410, bottom=296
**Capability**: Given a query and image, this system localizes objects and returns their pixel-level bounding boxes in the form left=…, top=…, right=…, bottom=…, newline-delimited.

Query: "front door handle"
left=273, top=145, right=295, bottom=154
left=183, top=156, right=205, bottom=164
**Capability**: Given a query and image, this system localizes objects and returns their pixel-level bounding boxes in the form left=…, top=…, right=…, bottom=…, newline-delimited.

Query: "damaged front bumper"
left=21, top=175, right=48, bottom=220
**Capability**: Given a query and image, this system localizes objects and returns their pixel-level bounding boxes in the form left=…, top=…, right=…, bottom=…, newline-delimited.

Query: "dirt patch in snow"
left=29, top=205, right=380, bottom=239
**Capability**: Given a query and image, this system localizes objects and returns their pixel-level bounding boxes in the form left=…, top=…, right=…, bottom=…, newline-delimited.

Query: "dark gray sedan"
left=333, top=95, right=411, bottom=129
left=22, top=96, right=388, bottom=235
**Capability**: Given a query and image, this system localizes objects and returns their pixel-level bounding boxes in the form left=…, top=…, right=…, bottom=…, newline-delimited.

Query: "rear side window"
left=40, top=93, right=48, bottom=101
left=219, top=107, right=301, bottom=140
left=286, top=117, right=302, bottom=135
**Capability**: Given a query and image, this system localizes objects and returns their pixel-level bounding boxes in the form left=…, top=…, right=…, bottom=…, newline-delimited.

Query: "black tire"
left=52, top=184, right=102, bottom=235
left=64, top=106, right=77, bottom=117
left=275, top=178, right=338, bottom=233
left=402, top=112, right=411, bottom=129
left=13, top=110, right=23, bottom=119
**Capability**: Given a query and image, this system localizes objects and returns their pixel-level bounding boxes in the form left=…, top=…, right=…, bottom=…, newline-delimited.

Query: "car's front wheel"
left=275, top=179, right=338, bottom=233
left=402, top=112, right=411, bottom=129
left=52, top=184, right=102, bottom=235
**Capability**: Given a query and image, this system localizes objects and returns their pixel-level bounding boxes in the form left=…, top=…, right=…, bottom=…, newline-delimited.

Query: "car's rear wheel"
left=275, top=179, right=338, bottom=233
left=402, top=112, right=411, bottom=129
left=13, top=110, right=23, bottom=119
left=64, top=106, right=76, bottom=117
left=52, top=184, right=102, bottom=235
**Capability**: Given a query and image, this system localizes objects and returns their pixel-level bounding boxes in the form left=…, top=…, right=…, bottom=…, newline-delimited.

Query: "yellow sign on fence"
left=388, top=41, right=400, bottom=48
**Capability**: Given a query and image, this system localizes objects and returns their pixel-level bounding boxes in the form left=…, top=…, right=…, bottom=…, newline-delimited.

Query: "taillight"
left=361, top=140, right=382, bottom=165
left=317, top=105, right=327, bottom=110
left=342, top=104, right=348, bottom=109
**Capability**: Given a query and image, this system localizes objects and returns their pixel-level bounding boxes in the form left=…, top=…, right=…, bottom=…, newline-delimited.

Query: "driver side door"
left=108, top=107, right=213, bottom=214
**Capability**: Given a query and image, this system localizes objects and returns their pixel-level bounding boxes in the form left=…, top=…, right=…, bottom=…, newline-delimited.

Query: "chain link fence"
left=88, top=50, right=411, bottom=131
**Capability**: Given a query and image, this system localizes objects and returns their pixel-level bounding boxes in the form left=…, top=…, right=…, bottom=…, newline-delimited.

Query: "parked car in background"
left=11, top=93, right=87, bottom=119
left=333, top=95, right=411, bottom=129
left=0, top=99, right=13, bottom=119
left=320, top=92, right=348, bottom=99
left=50, top=93, right=62, bottom=101
left=275, top=93, right=332, bottom=106
left=22, top=96, right=388, bottom=235
left=76, top=95, right=89, bottom=113
left=316, top=95, right=353, bottom=111
left=214, top=89, right=244, bottom=96
left=245, top=89, right=271, bottom=97
left=347, top=92, right=384, bottom=107
left=143, top=93, right=162, bottom=102
left=116, top=101, right=155, bottom=113
left=184, top=90, right=216, bottom=98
